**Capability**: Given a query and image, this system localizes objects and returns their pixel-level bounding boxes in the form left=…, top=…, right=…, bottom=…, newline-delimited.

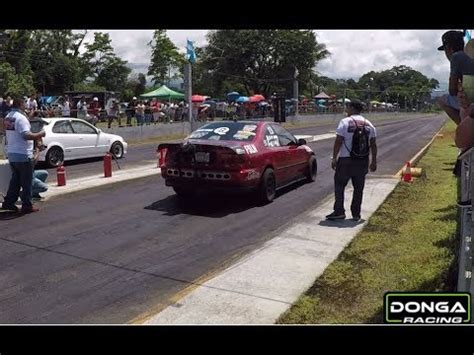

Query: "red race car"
left=157, top=121, right=317, bottom=203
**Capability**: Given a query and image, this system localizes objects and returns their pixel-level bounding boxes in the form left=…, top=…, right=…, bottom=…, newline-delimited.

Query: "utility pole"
left=293, top=66, right=299, bottom=120
left=184, top=63, right=193, bottom=132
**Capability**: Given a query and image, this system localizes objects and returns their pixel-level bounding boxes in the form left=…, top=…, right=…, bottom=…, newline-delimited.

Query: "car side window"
left=71, top=121, right=97, bottom=134
left=52, top=120, right=74, bottom=134
left=263, top=125, right=281, bottom=147
left=271, top=124, right=297, bottom=146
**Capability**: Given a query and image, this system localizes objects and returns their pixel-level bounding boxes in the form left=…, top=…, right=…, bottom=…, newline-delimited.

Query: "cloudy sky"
left=80, top=30, right=451, bottom=89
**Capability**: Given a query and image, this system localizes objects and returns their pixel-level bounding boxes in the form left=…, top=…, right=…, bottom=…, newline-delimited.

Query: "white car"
left=35, top=118, right=128, bottom=167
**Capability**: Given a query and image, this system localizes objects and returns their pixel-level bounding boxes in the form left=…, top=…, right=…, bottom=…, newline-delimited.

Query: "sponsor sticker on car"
left=244, top=144, right=258, bottom=154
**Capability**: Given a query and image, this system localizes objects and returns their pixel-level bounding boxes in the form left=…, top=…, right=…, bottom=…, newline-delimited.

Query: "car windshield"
left=187, top=122, right=259, bottom=142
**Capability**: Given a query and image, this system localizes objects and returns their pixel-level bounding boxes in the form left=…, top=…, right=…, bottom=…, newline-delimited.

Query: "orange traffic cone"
left=402, top=161, right=413, bottom=182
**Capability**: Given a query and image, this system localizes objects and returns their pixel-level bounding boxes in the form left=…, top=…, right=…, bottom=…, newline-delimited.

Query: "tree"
left=147, top=30, right=185, bottom=86
left=0, top=62, right=35, bottom=97
left=82, top=32, right=131, bottom=93
left=194, top=30, right=330, bottom=98
left=358, top=66, right=439, bottom=106
left=29, top=30, right=86, bottom=94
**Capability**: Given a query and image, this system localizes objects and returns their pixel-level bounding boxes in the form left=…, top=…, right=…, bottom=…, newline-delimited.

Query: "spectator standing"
left=1, top=98, right=45, bottom=213
left=326, top=100, right=377, bottom=221
left=107, top=99, right=120, bottom=128
left=60, top=96, right=71, bottom=117
left=26, top=94, right=38, bottom=118
left=437, top=30, right=474, bottom=125
left=135, top=100, right=145, bottom=126
left=127, top=97, right=137, bottom=126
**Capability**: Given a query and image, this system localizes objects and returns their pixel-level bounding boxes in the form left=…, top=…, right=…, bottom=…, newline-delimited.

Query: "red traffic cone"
left=402, top=161, right=413, bottom=182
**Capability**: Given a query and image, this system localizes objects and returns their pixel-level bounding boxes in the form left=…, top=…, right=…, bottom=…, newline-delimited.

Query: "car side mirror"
left=297, top=138, right=307, bottom=145
left=97, top=129, right=102, bottom=134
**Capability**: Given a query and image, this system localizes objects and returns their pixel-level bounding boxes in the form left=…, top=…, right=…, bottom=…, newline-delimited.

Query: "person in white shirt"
left=26, top=94, right=38, bottom=117
left=1, top=97, right=46, bottom=213
left=61, top=96, right=71, bottom=117
left=326, top=99, right=377, bottom=221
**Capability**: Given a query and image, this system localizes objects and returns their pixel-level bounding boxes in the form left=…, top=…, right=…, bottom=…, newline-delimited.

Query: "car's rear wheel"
left=173, top=186, right=195, bottom=198
left=306, top=155, right=317, bottom=182
left=259, top=168, right=276, bottom=204
left=46, top=146, right=64, bottom=167
left=110, top=141, right=124, bottom=159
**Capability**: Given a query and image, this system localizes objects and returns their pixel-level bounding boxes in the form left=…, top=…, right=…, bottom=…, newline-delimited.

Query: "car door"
left=271, top=124, right=308, bottom=181
left=70, top=120, right=100, bottom=158
left=262, top=124, right=290, bottom=185
left=50, top=120, right=80, bottom=159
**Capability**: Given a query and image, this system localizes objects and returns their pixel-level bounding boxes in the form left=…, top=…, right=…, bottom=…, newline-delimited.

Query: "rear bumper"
left=161, top=166, right=261, bottom=191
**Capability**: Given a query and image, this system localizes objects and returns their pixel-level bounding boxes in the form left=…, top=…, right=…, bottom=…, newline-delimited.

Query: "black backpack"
left=348, top=117, right=370, bottom=159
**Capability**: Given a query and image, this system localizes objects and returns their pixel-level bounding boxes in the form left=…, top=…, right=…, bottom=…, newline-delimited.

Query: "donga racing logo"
left=384, top=293, right=471, bottom=324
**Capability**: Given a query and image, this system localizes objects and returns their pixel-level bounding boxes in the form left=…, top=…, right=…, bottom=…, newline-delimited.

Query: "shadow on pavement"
left=0, top=211, right=23, bottom=220
left=144, top=180, right=308, bottom=218
left=318, top=219, right=365, bottom=228
left=144, top=192, right=258, bottom=218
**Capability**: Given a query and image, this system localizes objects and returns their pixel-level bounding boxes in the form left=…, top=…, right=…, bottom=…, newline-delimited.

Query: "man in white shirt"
left=1, top=98, right=46, bottom=213
left=326, top=99, right=377, bottom=221
left=26, top=94, right=38, bottom=117
left=61, top=96, right=71, bottom=117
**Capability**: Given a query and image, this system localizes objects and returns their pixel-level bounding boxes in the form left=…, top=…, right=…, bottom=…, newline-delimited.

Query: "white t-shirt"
left=336, top=115, right=376, bottom=158
left=26, top=98, right=38, bottom=111
left=61, top=101, right=70, bottom=116
left=4, top=110, right=33, bottom=157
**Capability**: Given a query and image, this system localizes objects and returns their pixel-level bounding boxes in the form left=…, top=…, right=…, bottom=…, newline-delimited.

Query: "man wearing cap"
left=126, top=97, right=137, bottom=126
left=326, top=100, right=377, bottom=221
left=88, top=97, right=100, bottom=126
left=437, top=30, right=474, bottom=125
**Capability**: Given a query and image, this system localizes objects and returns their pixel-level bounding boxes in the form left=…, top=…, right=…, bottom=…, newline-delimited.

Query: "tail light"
left=157, top=148, right=168, bottom=168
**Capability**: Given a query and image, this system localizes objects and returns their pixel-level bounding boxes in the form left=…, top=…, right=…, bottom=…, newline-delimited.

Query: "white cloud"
left=77, top=30, right=454, bottom=87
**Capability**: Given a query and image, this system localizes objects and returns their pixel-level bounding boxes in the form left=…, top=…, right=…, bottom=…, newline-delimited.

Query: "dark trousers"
left=3, top=159, right=35, bottom=208
left=333, top=157, right=369, bottom=216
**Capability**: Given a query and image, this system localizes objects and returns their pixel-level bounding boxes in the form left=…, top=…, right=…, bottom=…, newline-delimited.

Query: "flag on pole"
left=186, top=39, right=196, bottom=64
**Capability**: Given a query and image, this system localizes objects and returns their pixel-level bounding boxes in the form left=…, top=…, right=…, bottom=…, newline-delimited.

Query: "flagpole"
left=185, top=39, right=194, bottom=132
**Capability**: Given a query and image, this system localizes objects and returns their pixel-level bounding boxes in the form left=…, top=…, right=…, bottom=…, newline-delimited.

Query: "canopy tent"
left=140, top=85, right=184, bottom=100
left=314, top=92, right=331, bottom=99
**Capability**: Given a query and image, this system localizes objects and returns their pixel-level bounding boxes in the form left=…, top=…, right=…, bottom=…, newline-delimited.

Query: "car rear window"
left=187, top=122, right=259, bottom=142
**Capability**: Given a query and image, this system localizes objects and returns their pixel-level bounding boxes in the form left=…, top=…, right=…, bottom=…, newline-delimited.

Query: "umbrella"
left=236, top=96, right=250, bottom=103
left=250, top=94, right=265, bottom=102
left=192, top=95, right=206, bottom=103
left=226, top=91, right=240, bottom=102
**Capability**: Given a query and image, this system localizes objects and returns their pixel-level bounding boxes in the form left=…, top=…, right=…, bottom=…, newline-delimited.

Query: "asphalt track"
left=0, top=114, right=447, bottom=323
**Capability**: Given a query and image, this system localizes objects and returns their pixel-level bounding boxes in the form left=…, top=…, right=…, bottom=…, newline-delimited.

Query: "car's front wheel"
left=259, top=168, right=276, bottom=204
left=46, top=146, right=64, bottom=167
left=110, top=141, right=124, bottom=159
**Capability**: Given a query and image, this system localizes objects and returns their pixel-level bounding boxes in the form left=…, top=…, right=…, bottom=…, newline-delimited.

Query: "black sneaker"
left=1, top=204, right=19, bottom=213
left=326, top=212, right=346, bottom=220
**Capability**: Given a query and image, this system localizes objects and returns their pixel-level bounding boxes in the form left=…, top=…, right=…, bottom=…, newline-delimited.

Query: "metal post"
left=184, top=62, right=193, bottom=132
left=293, top=66, right=299, bottom=121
